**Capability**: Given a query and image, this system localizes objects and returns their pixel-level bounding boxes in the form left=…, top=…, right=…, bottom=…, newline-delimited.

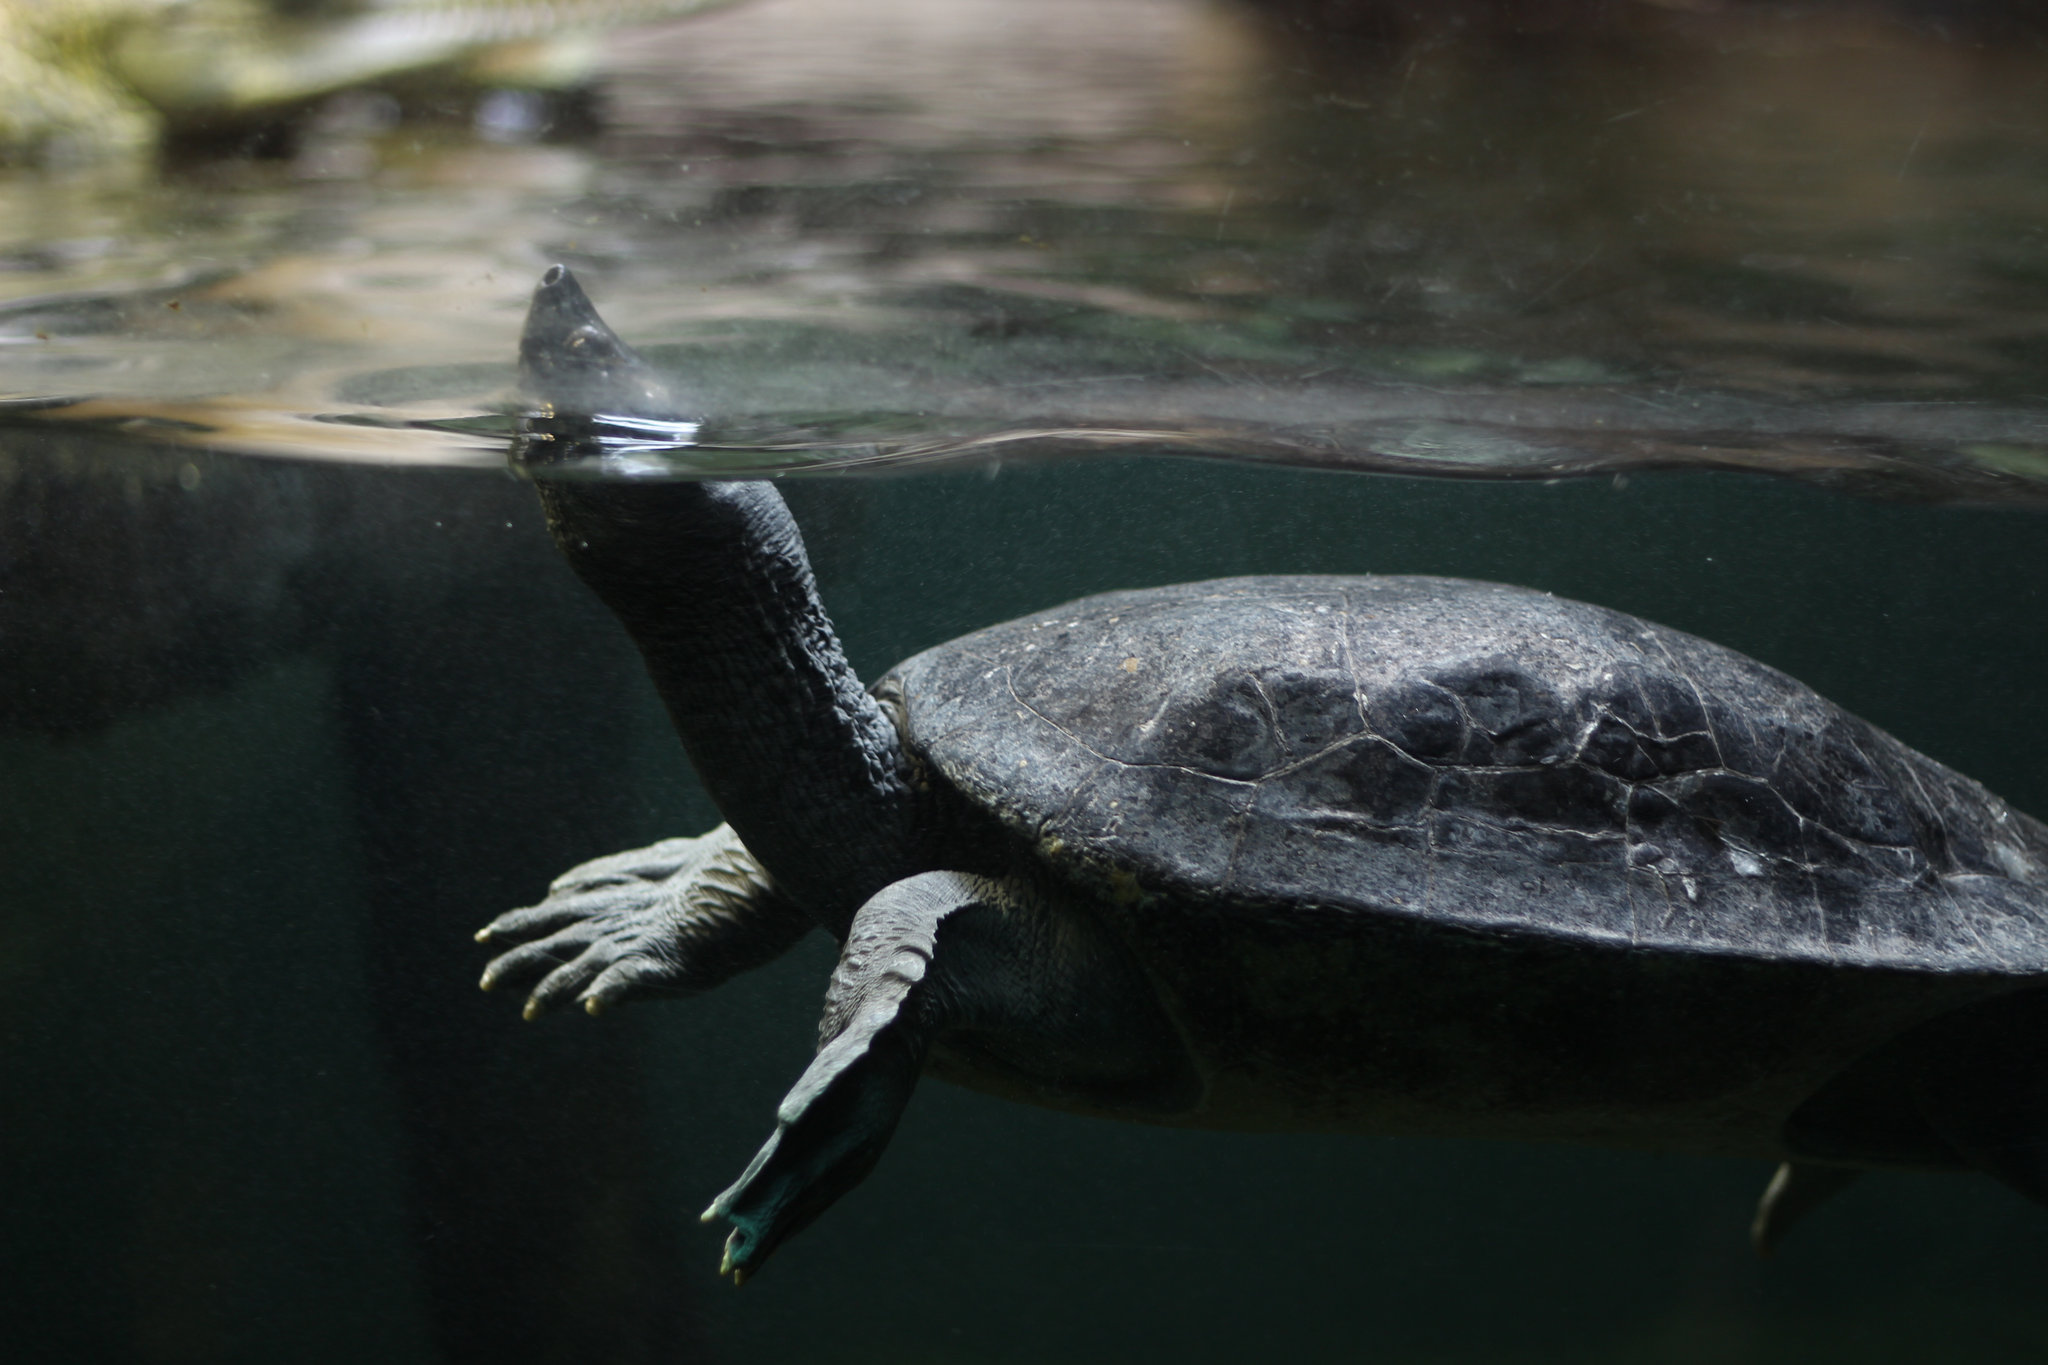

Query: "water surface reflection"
left=1, top=0, right=2048, bottom=498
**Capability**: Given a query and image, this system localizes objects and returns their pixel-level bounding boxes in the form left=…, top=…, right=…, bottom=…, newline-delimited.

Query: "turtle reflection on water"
left=479, top=265, right=2048, bottom=1282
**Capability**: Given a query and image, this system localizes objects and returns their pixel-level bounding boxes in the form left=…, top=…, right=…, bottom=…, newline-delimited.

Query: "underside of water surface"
left=2, top=0, right=2048, bottom=500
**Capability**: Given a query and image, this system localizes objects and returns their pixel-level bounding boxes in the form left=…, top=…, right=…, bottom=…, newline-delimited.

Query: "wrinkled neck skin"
left=536, top=475, right=931, bottom=936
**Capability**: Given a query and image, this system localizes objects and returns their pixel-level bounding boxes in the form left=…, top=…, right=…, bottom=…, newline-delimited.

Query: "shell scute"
left=1257, top=736, right=1435, bottom=833
left=1427, top=657, right=1570, bottom=766
left=1574, top=663, right=1722, bottom=781
left=1137, top=671, right=1288, bottom=781
left=1261, top=666, right=1370, bottom=760
left=1438, top=762, right=1632, bottom=839
left=1362, top=679, right=1463, bottom=761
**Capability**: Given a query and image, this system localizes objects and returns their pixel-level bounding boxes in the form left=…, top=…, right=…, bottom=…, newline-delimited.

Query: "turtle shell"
left=888, top=575, right=2048, bottom=974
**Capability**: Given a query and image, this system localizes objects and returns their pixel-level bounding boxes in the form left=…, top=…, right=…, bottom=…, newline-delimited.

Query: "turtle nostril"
left=542, top=264, right=566, bottom=286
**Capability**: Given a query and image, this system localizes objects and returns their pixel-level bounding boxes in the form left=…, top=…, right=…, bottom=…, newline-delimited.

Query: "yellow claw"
left=584, top=996, right=605, bottom=1016
left=478, top=970, right=495, bottom=991
left=474, top=927, right=493, bottom=943
left=521, top=999, right=541, bottom=1022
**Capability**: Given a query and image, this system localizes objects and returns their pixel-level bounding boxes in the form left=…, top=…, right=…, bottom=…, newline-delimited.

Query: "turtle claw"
left=718, top=1234, right=753, bottom=1286
left=476, top=824, right=810, bottom=1020
left=703, top=1129, right=797, bottom=1283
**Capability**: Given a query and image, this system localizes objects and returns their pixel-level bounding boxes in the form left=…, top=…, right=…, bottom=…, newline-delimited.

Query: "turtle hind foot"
left=703, top=1021, right=924, bottom=1285
left=704, top=867, right=1201, bottom=1281
left=475, top=823, right=811, bottom=1020
left=701, top=870, right=986, bottom=1282
left=1750, top=1162, right=1861, bottom=1256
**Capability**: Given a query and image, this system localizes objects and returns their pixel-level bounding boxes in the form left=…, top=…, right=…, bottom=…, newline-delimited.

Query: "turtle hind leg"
left=1930, top=1112, right=2048, bottom=1207
left=1912, top=988, right=2048, bottom=1210
left=700, top=878, right=946, bottom=1284
left=1751, top=1163, right=1862, bottom=1256
left=1782, top=986, right=2048, bottom=1241
left=704, top=869, right=1199, bottom=1283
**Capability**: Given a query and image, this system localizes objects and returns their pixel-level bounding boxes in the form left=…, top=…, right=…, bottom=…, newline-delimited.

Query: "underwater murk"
left=2, top=1, right=2047, bottom=1361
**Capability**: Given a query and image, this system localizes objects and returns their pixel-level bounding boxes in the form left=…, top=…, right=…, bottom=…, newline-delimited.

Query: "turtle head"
left=518, top=264, right=685, bottom=424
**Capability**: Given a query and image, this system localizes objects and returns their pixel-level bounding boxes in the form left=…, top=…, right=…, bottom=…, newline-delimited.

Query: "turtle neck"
left=534, top=475, right=928, bottom=934
left=514, top=266, right=931, bottom=934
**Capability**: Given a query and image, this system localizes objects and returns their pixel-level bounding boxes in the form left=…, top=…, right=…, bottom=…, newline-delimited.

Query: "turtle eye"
left=566, top=324, right=620, bottom=360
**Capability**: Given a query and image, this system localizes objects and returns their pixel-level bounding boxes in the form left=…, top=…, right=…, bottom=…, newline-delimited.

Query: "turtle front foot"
left=476, top=823, right=811, bottom=1020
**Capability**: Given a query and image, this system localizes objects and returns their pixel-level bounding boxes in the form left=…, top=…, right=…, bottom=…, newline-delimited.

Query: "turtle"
left=478, top=264, right=2048, bottom=1283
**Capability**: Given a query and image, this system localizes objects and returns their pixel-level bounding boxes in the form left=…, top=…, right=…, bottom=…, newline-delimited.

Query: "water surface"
left=4, top=0, right=2048, bottom=499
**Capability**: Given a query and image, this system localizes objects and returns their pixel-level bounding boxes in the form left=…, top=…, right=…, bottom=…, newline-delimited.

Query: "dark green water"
left=6, top=447, right=2046, bottom=1361
left=5, top=1, right=2048, bottom=1361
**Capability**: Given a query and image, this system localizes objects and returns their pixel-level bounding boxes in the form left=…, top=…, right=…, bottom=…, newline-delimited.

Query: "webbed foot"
left=701, top=870, right=992, bottom=1282
left=703, top=1015, right=924, bottom=1284
left=476, top=823, right=811, bottom=1019
left=698, top=868, right=1201, bottom=1281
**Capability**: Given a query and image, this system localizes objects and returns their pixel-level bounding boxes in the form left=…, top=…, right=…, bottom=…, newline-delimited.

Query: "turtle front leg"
left=476, top=823, right=814, bottom=1018
left=704, top=870, right=1199, bottom=1283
